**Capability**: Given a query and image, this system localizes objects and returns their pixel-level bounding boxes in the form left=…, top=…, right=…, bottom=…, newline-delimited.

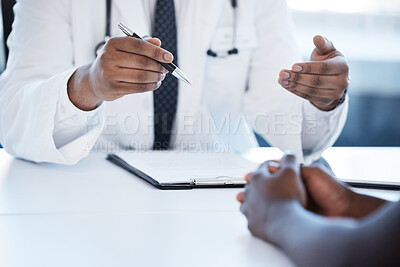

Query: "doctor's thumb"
left=313, top=35, right=336, bottom=55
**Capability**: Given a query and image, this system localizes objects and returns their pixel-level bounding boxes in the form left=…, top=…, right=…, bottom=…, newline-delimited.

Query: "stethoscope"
left=95, top=0, right=239, bottom=58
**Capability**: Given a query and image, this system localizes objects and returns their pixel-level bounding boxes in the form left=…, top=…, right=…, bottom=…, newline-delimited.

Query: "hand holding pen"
left=118, top=23, right=191, bottom=85
left=67, top=23, right=190, bottom=111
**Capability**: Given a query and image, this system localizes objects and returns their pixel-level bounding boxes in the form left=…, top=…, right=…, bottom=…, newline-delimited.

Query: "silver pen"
left=118, top=22, right=192, bottom=85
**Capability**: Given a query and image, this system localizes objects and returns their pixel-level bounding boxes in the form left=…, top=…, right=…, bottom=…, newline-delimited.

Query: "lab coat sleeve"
left=301, top=97, right=348, bottom=162
left=244, top=0, right=348, bottom=163
left=0, top=0, right=104, bottom=164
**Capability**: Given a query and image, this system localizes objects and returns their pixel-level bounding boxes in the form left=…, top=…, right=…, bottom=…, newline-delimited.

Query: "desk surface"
left=0, top=212, right=294, bottom=267
left=0, top=147, right=399, bottom=267
left=0, top=151, right=245, bottom=215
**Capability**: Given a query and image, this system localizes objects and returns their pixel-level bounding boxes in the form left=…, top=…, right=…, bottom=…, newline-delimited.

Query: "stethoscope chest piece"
left=207, top=0, right=239, bottom=58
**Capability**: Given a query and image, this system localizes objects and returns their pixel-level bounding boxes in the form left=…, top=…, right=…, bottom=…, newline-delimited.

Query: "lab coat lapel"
left=113, top=0, right=150, bottom=36
left=177, top=0, right=225, bottom=115
left=174, top=0, right=225, bottom=144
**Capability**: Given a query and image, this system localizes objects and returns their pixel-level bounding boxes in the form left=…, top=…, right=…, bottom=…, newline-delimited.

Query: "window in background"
left=287, top=0, right=400, bottom=14
left=287, top=0, right=400, bottom=146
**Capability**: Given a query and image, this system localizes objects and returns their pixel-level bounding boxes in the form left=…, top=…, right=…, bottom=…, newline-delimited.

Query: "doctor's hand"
left=278, top=35, right=349, bottom=111
left=68, top=36, right=172, bottom=111
left=236, top=153, right=307, bottom=242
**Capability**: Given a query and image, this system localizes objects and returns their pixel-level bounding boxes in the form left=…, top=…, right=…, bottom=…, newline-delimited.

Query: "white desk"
left=0, top=147, right=399, bottom=267
left=0, top=152, right=245, bottom=215
left=0, top=212, right=294, bottom=267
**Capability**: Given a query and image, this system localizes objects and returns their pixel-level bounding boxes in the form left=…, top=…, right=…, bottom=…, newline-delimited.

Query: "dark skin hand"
left=278, top=35, right=350, bottom=111
left=237, top=153, right=307, bottom=241
left=266, top=163, right=387, bottom=218
left=301, top=166, right=386, bottom=218
left=237, top=154, right=399, bottom=267
left=67, top=37, right=172, bottom=111
left=237, top=154, right=387, bottom=241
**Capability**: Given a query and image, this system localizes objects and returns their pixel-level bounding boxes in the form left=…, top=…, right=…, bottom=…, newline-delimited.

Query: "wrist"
left=265, top=200, right=300, bottom=245
left=67, top=64, right=101, bottom=111
left=312, top=101, right=338, bottom=111
left=311, top=89, right=347, bottom=111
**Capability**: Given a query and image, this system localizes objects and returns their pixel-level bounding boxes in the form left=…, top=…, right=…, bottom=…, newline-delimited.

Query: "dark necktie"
left=152, top=0, right=179, bottom=150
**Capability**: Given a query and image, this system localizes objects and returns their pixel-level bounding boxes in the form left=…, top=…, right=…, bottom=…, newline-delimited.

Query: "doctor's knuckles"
left=67, top=36, right=172, bottom=111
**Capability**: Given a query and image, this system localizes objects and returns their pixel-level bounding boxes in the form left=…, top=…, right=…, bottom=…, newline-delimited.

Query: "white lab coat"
left=0, top=0, right=348, bottom=165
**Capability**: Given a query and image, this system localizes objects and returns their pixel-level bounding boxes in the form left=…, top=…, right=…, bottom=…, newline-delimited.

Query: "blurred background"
left=1, top=0, right=400, bottom=147
left=287, top=0, right=400, bottom=146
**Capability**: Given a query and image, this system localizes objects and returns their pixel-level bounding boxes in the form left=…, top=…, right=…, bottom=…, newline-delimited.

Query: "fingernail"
left=162, top=68, right=169, bottom=74
left=157, top=81, right=162, bottom=88
left=283, top=80, right=289, bottom=87
left=268, top=161, right=281, bottom=168
left=161, top=73, right=166, bottom=81
left=293, top=65, right=302, bottom=72
left=283, top=72, right=290, bottom=79
left=164, top=53, right=173, bottom=61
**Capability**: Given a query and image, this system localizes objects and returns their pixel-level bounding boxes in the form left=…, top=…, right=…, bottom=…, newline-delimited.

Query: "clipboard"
left=107, top=151, right=258, bottom=190
left=340, top=179, right=400, bottom=191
